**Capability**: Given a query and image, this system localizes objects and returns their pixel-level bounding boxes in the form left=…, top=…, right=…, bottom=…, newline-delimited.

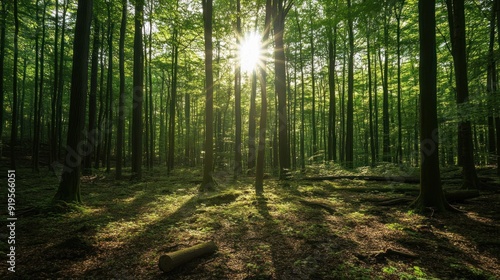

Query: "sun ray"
left=239, top=32, right=262, bottom=73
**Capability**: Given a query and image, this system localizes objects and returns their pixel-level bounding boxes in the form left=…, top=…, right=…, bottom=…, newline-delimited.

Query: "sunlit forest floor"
left=1, top=163, right=499, bottom=279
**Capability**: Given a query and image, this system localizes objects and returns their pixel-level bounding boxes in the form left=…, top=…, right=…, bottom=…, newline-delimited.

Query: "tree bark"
left=273, top=0, right=292, bottom=180
left=345, top=0, right=354, bottom=168
left=255, top=0, right=272, bottom=194
left=131, top=0, right=144, bottom=180
left=11, top=0, right=19, bottom=169
left=234, top=0, right=242, bottom=178
left=411, top=0, right=451, bottom=212
left=0, top=1, right=5, bottom=147
left=116, top=0, right=127, bottom=179
left=85, top=16, right=100, bottom=174
left=53, top=0, right=93, bottom=203
left=382, top=4, right=391, bottom=163
left=446, top=0, right=482, bottom=189
left=248, top=70, right=257, bottom=173
left=200, top=0, right=216, bottom=191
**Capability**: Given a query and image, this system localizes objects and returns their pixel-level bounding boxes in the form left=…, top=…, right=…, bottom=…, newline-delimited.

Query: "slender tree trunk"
left=200, top=0, right=216, bottom=191
left=395, top=1, right=404, bottom=164
left=367, top=19, right=375, bottom=166
left=345, top=0, right=354, bottom=168
left=11, top=0, right=19, bottom=169
left=56, top=0, right=68, bottom=160
left=131, top=0, right=144, bottom=180
left=234, top=0, right=242, bottom=177
left=50, top=0, right=59, bottom=169
left=148, top=11, right=154, bottom=168
left=256, top=0, right=272, bottom=193
left=0, top=1, right=5, bottom=145
left=32, top=0, right=40, bottom=172
left=95, top=25, right=105, bottom=169
left=85, top=17, right=99, bottom=174
left=105, top=4, right=113, bottom=173
left=487, top=1, right=497, bottom=166
left=20, top=59, right=26, bottom=140
left=495, top=0, right=500, bottom=175
left=446, top=0, right=482, bottom=189
left=295, top=10, right=306, bottom=171
left=412, top=0, right=451, bottom=212
left=382, top=4, right=391, bottom=163
left=168, top=27, right=178, bottom=173
left=273, top=0, right=292, bottom=179
left=184, top=93, right=191, bottom=165
left=327, top=25, right=337, bottom=162
left=53, top=0, right=93, bottom=203
left=310, top=10, right=317, bottom=158
left=248, top=70, right=257, bottom=173
left=116, top=0, right=127, bottom=179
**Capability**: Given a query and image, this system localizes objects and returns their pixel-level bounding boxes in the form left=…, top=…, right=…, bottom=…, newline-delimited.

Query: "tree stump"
left=158, top=241, right=217, bottom=272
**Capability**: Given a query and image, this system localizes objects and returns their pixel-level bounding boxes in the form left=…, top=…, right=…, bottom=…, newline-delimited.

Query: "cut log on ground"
left=158, top=241, right=217, bottom=272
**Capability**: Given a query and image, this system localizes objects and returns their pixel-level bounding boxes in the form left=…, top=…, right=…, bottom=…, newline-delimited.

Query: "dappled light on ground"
left=2, top=166, right=499, bottom=279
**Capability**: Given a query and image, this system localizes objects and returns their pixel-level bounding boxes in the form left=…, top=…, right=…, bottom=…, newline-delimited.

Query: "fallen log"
left=158, top=241, right=217, bottom=273
left=303, top=175, right=493, bottom=185
left=375, top=190, right=480, bottom=206
left=303, top=175, right=420, bottom=184
left=299, top=199, right=336, bottom=214
left=443, top=189, right=480, bottom=202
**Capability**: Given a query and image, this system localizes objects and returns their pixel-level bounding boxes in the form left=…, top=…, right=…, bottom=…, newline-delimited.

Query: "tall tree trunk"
left=168, top=27, right=178, bottom=173
left=131, top=0, right=144, bottom=180
left=412, top=0, right=451, bottom=212
left=366, top=18, right=375, bottom=166
left=0, top=1, right=5, bottom=146
left=295, top=10, right=306, bottom=171
left=327, top=25, right=337, bottom=162
left=382, top=3, right=391, bottom=163
left=32, top=0, right=40, bottom=172
left=95, top=25, right=105, bottom=169
left=105, top=3, right=113, bottom=173
left=345, top=0, right=354, bottom=168
left=234, top=0, right=242, bottom=177
left=85, top=16, right=100, bottom=174
left=148, top=10, right=154, bottom=168
left=53, top=0, right=93, bottom=203
left=495, top=0, right=500, bottom=175
left=487, top=0, right=497, bottom=166
left=256, top=0, right=272, bottom=193
left=446, top=0, right=482, bottom=189
left=56, top=0, right=68, bottom=160
left=247, top=69, right=257, bottom=173
left=50, top=0, right=59, bottom=169
left=273, top=0, right=292, bottom=180
left=395, top=1, right=404, bottom=164
left=116, top=0, right=127, bottom=179
left=200, top=0, right=215, bottom=191
left=310, top=9, right=317, bottom=159
left=11, top=0, right=19, bottom=169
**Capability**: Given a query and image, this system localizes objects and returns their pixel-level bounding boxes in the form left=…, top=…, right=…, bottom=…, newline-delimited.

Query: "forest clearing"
left=0, top=164, right=499, bottom=279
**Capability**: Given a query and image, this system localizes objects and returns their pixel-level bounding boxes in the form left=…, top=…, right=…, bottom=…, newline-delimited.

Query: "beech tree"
left=200, top=0, right=215, bottom=191
left=412, top=0, right=451, bottom=212
left=131, top=0, right=144, bottom=180
left=53, top=0, right=93, bottom=203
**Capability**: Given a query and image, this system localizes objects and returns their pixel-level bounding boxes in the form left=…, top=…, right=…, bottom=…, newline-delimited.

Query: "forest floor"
left=1, top=163, right=499, bottom=279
